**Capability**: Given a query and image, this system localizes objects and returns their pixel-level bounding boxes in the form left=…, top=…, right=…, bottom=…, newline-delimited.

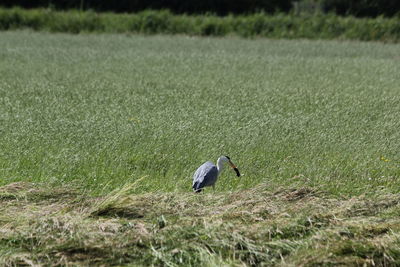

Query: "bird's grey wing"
left=192, top=161, right=214, bottom=184
left=192, top=162, right=218, bottom=190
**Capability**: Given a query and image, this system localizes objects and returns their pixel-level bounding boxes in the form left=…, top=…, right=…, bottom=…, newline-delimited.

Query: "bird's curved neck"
left=217, top=158, right=225, bottom=174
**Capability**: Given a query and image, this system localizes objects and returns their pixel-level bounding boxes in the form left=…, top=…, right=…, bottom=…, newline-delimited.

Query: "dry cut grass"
left=1, top=182, right=400, bottom=266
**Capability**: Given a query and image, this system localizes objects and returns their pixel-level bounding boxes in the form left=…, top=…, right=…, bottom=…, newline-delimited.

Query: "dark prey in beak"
left=233, top=167, right=241, bottom=177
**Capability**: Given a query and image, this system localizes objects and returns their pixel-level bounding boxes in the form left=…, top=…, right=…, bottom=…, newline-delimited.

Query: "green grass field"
left=1, top=31, right=399, bottom=195
left=0, top=31, right=400, bottom=266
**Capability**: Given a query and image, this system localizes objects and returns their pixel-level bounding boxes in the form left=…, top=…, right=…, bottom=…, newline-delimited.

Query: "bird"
left=192, top=156, right=240, bottom=193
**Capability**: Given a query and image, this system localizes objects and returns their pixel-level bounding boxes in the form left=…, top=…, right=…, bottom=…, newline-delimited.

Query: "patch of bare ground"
left=1, top=182, right=400, bottom=266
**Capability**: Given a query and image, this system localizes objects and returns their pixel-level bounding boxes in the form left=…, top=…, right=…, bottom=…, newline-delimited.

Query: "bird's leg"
left=212, top=184, right=215, bottom=192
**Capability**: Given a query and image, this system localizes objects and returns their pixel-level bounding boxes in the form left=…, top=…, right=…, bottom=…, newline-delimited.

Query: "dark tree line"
left=0, top=0, right=292, bottom=15
left=322, top=0, right=400, bottom=17
left=0, top=0, right=399, bottom=17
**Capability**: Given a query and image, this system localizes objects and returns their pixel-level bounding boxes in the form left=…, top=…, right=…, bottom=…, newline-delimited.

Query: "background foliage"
left=0, top=8, right=399, bottom=42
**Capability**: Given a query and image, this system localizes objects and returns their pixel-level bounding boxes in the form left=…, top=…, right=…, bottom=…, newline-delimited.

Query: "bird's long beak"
left=229, top=161, right=241, bottom=177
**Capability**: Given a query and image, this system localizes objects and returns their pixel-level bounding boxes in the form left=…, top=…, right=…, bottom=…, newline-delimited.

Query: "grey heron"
left=192, top=156, right=240, bottom=193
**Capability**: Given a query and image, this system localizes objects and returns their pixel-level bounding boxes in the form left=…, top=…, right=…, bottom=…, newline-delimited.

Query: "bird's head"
left=221, top=155, right=241, bottom=177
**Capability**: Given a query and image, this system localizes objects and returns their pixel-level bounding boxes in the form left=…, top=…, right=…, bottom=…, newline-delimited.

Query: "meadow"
left=0, top=31, right=399, bottom=195
left=0, top=31, right=400, bottom=265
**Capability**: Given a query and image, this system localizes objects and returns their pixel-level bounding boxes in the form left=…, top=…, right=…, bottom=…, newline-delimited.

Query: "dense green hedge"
left=0, top=8, right=399, bottom=42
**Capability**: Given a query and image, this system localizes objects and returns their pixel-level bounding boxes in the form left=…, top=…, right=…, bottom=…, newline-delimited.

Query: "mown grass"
left=1, top=182, right=400, bottom=266
left=0, top=31, right=399, bottom=196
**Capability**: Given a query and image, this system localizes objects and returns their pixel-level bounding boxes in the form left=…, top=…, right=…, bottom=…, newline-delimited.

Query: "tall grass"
left=0, top=31, right=399, bottom=196
left=0, top=8, right=400, bottom=41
